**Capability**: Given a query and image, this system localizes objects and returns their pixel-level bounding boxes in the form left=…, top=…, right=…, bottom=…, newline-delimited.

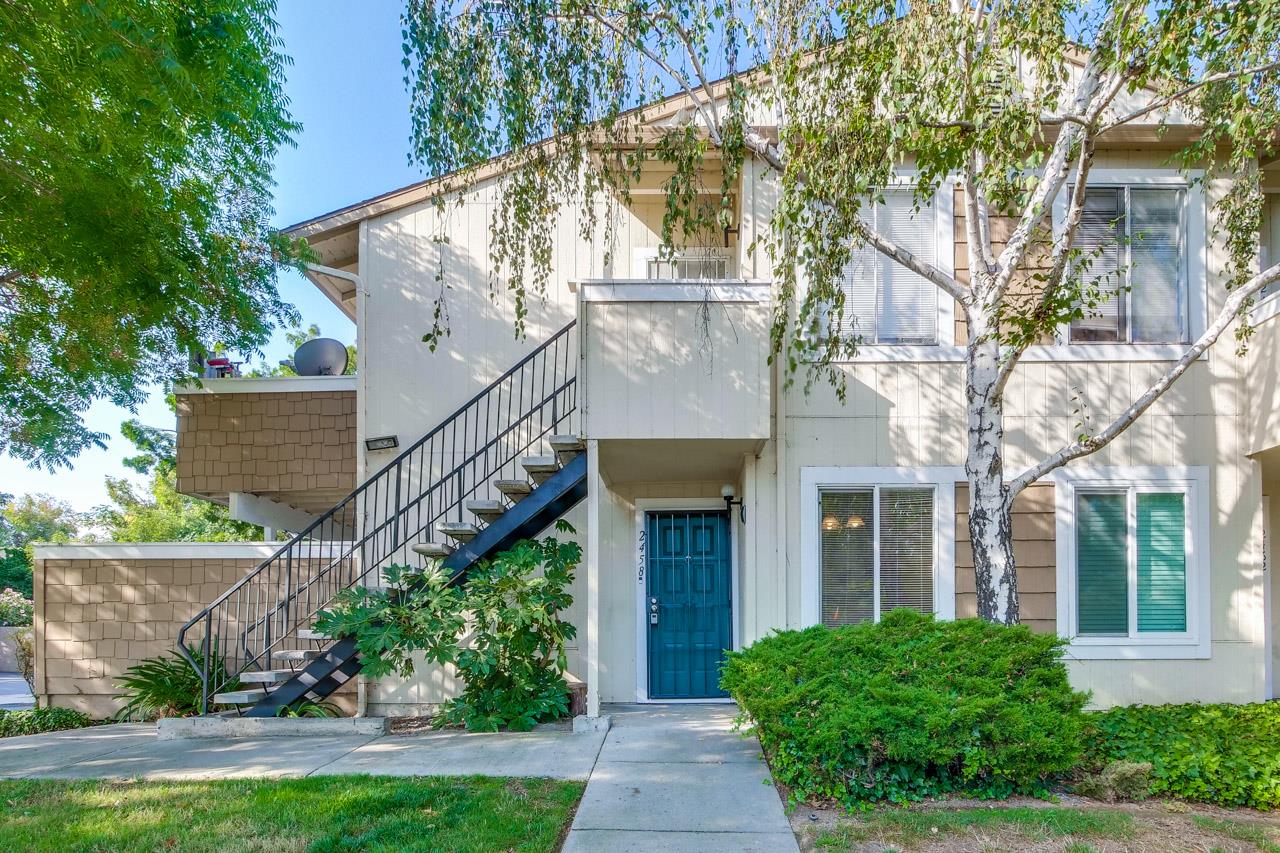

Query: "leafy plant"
left=0, top=588, right=32, bottom=626
left=721, top=610, right=1088, bottom=806
left=0, top=707, right=92, bottom=737
left=0, top=550, right=32, bottom=598
left=14, top=628, right=34, bottom=693
left=275, top=701, right=342, bottom=719
left=114, top=643, right=237, bottom=721
left=1083, top=701, right=1280, bottom=810
left=437, top=527, right=581, bottom=732
left=315, top=521, right=581, bottom=732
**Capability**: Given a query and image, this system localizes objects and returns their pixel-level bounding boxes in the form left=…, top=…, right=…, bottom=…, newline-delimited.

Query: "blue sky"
left=0, top=1, right=420, bottom=512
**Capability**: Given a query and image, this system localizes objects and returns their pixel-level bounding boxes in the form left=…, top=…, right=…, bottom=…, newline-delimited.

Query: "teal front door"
left=646, top=511, right=732, bottom=699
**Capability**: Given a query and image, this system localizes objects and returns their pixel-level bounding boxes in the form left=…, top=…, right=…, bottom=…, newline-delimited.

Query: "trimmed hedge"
left=1084, top=702, right=1280, bottom=809
left=0, top=707, right=93, bottom=738
left=721, top=610, right=1088, bottom=805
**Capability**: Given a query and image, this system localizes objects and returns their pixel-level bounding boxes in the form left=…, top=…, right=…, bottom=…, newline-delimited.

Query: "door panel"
left=647, top=511, right=732, bottom=699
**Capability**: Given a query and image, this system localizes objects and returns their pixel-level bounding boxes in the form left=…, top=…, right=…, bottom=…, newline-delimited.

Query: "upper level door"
left=646, top=510, right=732, bottom=699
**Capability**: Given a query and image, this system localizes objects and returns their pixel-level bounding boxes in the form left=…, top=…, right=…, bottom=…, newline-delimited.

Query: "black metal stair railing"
left=177, top=321, right=578, bottom=712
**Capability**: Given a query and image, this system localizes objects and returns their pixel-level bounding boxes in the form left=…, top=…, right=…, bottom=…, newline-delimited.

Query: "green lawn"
left=812, top=805, right=1280, bottom=852
left=0, top=776, right=584, bottom=852
left=815, top=806, right=1136, bottom=850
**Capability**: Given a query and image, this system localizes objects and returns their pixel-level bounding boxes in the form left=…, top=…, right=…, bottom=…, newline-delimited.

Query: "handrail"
left=177, top=321, right=578, bottom=712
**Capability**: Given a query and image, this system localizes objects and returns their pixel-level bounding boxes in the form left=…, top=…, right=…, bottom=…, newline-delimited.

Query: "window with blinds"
left=838, top=191, right=939, bottom=345
left=1075, top=488, right=1188, bottom=637
left=819, top=486, right=934, bottom=627
left=1070, top=186, right=1187, bottom=344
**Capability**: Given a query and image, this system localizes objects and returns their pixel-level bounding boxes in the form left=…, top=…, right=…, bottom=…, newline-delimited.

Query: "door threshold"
left=636, top=697, right=735, bottom=704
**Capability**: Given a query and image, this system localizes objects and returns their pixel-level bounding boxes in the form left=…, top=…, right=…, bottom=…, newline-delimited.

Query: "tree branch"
left=858, top=218, right=970, bottom=303
left=574, top=9, right=724, bottom=145
left=1099, top=60, right=1280, bottom=133
left=991, top=133, right=1096, bottom=396
left=1007, top=262, right=1280, bottom=496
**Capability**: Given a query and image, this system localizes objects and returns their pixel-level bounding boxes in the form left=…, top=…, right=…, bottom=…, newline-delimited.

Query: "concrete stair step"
left=465, top=499, right=506, bottom=523
left=494, top=479, right=533, bottom=502
left=549, top=435, right=586, bottom=465
left=272, top=649, right=322, bottom=663
left=438, top=522, right=480, bottom=542
left=213, top=688, right=268, bottom=705
left=296, top=629, right=331, bottom=641
left=239, top=670, right=294, bottom=684
left=412, top=542, right=454, bottom=558
left=521, top=455, right=561, bottom=485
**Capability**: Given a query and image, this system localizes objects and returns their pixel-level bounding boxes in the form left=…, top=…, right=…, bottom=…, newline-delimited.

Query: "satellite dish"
left=293, top=338, right=349, bottom=376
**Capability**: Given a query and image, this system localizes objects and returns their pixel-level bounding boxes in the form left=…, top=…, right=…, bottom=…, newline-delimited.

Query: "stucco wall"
left=175, top=382, right=356, bottom=514
left=32, top=544, right=278, bottom=719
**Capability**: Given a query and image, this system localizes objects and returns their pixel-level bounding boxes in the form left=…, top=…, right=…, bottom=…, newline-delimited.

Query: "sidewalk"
left=0, top=673, right=34, bottom=711
left=563, top=704, right=799, bottom=852
left=0, top=723, right=605, bottom=781
left=0, top=700, right=799, bottom=851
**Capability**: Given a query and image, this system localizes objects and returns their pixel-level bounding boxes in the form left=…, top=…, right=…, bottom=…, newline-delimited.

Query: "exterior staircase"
left=177, top=322, right=584, bottom=717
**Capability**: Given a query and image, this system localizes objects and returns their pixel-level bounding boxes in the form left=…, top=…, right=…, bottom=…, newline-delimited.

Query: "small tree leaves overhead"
left=0, top=0, right=303, bottom=468
left=406, top=0, right=1280, bottom=624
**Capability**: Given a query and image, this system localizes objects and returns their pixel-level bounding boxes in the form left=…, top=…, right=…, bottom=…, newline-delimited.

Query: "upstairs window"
left=1070, top=186, right=1188, bottom=344
left=838, top=190, right=940, bottom=345
left=819, top=486, right=934, bottom=626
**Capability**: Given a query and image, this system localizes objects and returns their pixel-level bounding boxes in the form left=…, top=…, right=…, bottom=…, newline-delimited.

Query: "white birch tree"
left=403, top=0, right=1280, bottom=624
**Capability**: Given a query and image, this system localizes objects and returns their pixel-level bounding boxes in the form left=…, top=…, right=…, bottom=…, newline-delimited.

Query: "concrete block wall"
left=32, top=544, right=277, bottom=719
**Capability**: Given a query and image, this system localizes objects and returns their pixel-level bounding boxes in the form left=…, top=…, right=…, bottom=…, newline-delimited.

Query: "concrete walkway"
left=563, top=704, right=799, bottom=852
left=0, top=703, right=798, bottom=851
left=0, top=723, right=605, bottom=781
left=0, top=672, right=34, bottom=710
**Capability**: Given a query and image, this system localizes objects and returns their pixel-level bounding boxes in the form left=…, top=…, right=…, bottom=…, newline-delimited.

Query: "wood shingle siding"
left=175, top=389, right=356, bottom=515
left=954, top=483, right=1057, bottom=634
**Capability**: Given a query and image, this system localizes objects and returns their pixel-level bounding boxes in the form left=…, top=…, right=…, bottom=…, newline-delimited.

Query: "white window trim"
left=1052, top=465, right=1211, bottom=660
left=1050, top=169, right=1207, bottom=354
left=632, top=497, right=739, bottom=704
left=800, top=466, right=961, bottom=626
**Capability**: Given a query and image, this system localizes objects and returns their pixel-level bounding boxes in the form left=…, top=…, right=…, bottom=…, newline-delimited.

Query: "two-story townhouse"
left=32, top=67, right=1280, bottom=721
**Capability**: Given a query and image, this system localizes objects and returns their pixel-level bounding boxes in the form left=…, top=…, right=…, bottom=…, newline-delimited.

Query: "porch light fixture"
left=365, top=435, right=399, bottom=452
left=721, top=484, right=746, bottom=523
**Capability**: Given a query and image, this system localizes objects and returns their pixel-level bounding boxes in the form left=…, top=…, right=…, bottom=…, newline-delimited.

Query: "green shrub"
left=720, top=610, right=1089, bottom=806
left=1084, top=702, right=1280, bottom=809
left=316, top=522, right=581, bottom=732
left=114, top=643, right=237, bottom=721
left=14, top=627, right=35, bottom=691
left=0, top=707, right=92, bottom=737
left=0, top=587, right=32, bottom=626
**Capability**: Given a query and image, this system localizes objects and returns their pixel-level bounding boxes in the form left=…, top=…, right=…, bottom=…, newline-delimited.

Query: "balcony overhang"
left=574, top=278, right=773, bottom=442
left=174, top=377, right=358, bottom=526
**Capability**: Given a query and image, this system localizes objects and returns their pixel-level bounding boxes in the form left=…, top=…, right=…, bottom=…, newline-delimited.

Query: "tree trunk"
left=965, top=332, right=1019, bottom=625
